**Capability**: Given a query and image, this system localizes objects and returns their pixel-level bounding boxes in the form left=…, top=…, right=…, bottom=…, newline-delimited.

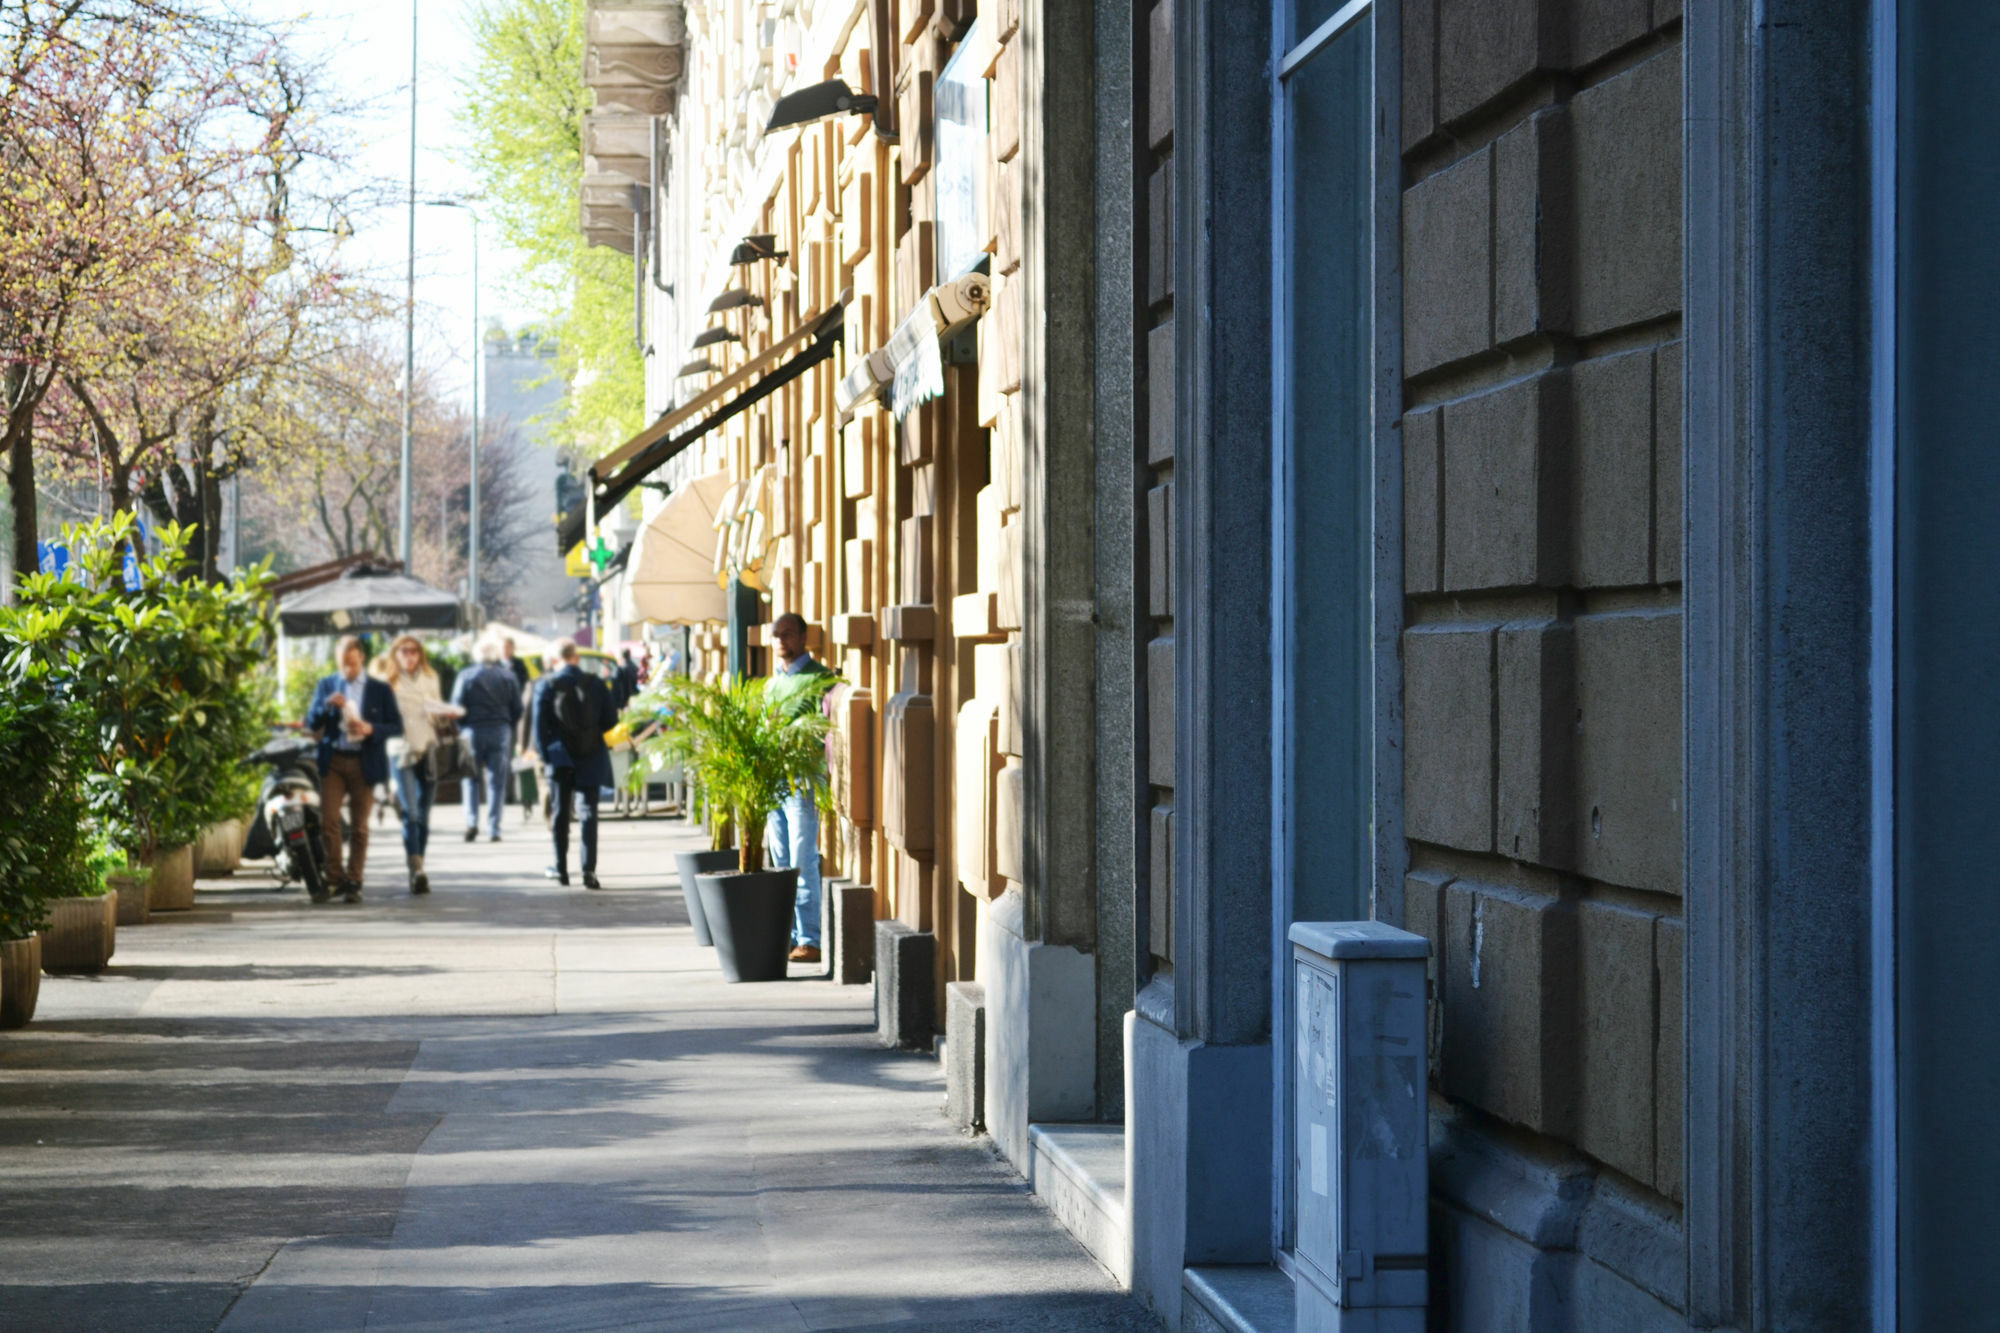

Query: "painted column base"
left=945, top=980, right=987, bottom=1130
left=874, top=918, right=936, bottom=1050
left=982, top=887, right=1097, bottom=1172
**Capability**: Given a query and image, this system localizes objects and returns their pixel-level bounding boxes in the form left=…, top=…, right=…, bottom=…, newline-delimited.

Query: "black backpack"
left=546, top=672, right=605, bottom=762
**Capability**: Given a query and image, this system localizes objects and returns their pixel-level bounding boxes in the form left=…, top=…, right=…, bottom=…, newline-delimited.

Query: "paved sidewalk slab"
left=0, top=812, right=1154, bottom=1331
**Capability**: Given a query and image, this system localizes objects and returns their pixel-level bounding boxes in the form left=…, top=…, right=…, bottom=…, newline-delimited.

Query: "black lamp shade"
left=730, top=234, right=790, bottom=266
left=707, top=289, right=764, bottom=314
left=765, top=79, right=879, bottom=133
left=692, top=326, right=740, bottom=349
left=677, top=358, right=716, bottom=378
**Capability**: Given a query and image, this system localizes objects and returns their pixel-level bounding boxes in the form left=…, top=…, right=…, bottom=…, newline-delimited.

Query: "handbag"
left=426, top=715, right=477, bottom=784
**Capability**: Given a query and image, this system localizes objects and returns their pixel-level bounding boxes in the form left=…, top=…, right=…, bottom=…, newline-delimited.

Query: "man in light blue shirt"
left=767, top=613, right=833, bottom=963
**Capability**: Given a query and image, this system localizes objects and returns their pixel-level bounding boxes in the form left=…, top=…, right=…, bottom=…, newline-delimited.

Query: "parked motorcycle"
left=241, top=733, right=333, bottom=903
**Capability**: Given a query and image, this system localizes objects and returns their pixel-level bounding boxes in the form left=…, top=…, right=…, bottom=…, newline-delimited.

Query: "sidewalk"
left=0, top=807, right=1155, bottom=1331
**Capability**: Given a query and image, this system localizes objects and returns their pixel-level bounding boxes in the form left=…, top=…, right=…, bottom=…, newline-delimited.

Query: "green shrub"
left=10, top=515, right=276, bottom=860
left=0, top=610, right=96, bottom=937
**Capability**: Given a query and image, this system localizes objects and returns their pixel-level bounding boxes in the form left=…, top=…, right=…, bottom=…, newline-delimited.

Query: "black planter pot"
left=695, top=869, right=799, bottom=983
left=674, top=849, right=740, bottom=947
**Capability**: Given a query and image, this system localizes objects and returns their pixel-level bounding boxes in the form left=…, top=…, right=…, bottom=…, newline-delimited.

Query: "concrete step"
left=1183, top=1265, right=1296, bottom=1333
left=1028, top=1122, right=1130, bottom=1286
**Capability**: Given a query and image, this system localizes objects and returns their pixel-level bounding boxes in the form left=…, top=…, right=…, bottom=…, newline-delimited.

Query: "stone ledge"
left=1029, top=1123, right=1129, bottom=1286
left=1181, top=1265, right=1295, bottom=1333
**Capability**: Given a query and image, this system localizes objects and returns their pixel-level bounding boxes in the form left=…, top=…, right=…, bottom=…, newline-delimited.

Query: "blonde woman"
left=373, top=635, right=462, bottom=894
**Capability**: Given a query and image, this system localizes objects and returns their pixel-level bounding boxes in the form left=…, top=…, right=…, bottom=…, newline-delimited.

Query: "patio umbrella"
left=277, top=565, right=462, bottom=637
left=618, top=471, right=733, bottom=626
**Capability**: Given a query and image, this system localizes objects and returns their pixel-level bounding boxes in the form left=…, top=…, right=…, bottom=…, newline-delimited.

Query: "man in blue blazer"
left=306, top=634, right=404, bottom=903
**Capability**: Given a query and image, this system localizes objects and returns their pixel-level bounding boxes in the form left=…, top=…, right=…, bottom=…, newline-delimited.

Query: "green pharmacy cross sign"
left=588, top=536, right=616, bottom=572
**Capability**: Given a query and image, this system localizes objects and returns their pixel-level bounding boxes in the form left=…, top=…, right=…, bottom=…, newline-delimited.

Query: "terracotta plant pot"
left=107, top=872, right=149, bottom=927
left=41, top=894, right=116, bottom=973
left=674, top=849, right=739, bottom=947
left=1, top=934, right=41, bottom=1028
left=144, top=844, right=195, bottom=912
left=695, top=868, right=799, bottom=983
left=194, top=818, right=245, bottom=877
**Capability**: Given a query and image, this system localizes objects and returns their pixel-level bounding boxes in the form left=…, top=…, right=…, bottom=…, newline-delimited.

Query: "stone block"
left=1403, top=148, right=1492, bottom=376
left=951, top=590, right=1000, bottom=639
left=899, top=396, right=937, bottom=467
left=991, top=36, right=1021, bottom=162
left=840, top=168, right=873, bottom=267
left=1576, top=1172, right=1687, bottom=1313
left=994, top=154, right=1021, bottom=276
left=1574, top=611, right=1682, bottom=894
left=1577, top=898, right=1657, bottom=1183
left=1494, top=107, right=1575, bottom=345
left=833, top=882, right=876, bottom=985
left=1403, top=868, right=1451, bottom=1083
left=1653, top=0, right=1682, bottom=22
left=843, top=536, right=876, bottom=613
left=1148, top=160, right=1175, bottom=307
left=883, top=690, right=936, bottom=853
left=955, top=698, right=999, bottom=896
left=1149, top=804, right=1173, bottom=959
left=899, top=69, right=935, bottom=187
left=1572, top=349, right=1656, bottom=588
left=993, top=271, right=1023, bottom=395
left=844, top=415, right=876, bottom=499
left=1403, top=0, right=1437, bottom=148
left=1006, top=637, right=1023, bottom=756
left=1148, top=482, right=1174, bottom=616
left=875, top=918, right=937, bottom=1050
left=1403, top=625, right=1495, bottom=852
left=1147, top=320, right=1176, bottom=463
left=992, top=398, right=1021, bottom=511
left=1438, top=1205, right=1578, bottom=1333
left=900, top=514, right=933, bottom=603
left=994, top=760, right=1024, bottom=883
left=1654, top=339, right=1683, bottom=583
left=880, top=602, right=937, bottom=641
left=1573, top=0, right=1651, bottom=67
left=945, top=980, right=987, bottom=1130
left=1442, top=371, right=1568, bottom=592
left=996, top=517, right=1023, bottom=631
left=1438, top=0, right=1559, bottom=126
left=1147, top=636, right=1175, bottom=788
left=1405, top=407, right=1442, bottom=593
left=1655, top=914, right=1683, bottom=1200
left=1497, top=618, right=1576, bottom=868
left=1573, top=50, right=1682, bottom=336
left=1148, top=0, right=1173, bottom=151
left=1441, top=879, right=1577, bottom=1136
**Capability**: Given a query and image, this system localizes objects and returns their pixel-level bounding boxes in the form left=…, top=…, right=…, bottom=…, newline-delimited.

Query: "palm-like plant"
left=633, top=672, right=835, bottom=873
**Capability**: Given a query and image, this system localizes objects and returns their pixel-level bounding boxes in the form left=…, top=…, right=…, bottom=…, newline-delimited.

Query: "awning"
left=558, top=295, right=848, bottom=550
left=617, top=470, right=733, bottom=625
left=278, top=566, right=461, bottom=637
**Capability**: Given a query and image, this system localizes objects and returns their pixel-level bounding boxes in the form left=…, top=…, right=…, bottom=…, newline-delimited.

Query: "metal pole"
left=469, top=212, right=481, bottom=618
left=398, top=0, right=418, bottom=567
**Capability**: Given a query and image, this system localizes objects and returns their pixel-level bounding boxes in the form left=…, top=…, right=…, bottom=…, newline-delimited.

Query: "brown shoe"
left=788, top=945, right=821, bottom=963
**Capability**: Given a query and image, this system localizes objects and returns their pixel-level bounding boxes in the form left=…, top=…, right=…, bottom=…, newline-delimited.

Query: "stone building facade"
left=569, top=0, right=1994, bottom=1327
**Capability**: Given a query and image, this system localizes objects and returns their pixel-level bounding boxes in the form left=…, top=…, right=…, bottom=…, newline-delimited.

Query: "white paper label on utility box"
left=1310, top=1122, right=1328, bottom=1197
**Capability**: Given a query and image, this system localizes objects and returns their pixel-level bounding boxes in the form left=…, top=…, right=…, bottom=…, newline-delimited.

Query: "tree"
left=458, top=0, right=644, bottom=458
left=0, top=3, right=276, bottom=585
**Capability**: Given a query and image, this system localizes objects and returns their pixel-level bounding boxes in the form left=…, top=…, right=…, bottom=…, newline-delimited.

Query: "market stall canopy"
left=618, top=471, right=732, bottom=625
left=277, top=565, right=462, bottom=637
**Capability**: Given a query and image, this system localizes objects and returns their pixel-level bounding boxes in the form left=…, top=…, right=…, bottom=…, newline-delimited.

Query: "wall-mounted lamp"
left=692, top=327, right=741, bottom=350
left=730, top=233, right=790, bottom=266
left=707, top=288, right=765, bottom=314
left=677, top=358, right=717, bottom=378
left=764, top=78, right=877, bottom=133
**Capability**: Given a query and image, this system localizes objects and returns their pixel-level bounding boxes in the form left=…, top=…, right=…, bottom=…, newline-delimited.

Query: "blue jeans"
left=393, top=761, right=435, bottom=858
left=767, top=791, right=821, bottom=947
left=462, top=724, right=512, bottom=837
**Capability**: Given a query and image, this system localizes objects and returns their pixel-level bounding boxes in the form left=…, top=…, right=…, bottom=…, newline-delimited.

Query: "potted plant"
left=0, top=613, right=97, bottom=1025
left=41, top=834, right=123, bottom=973
left=651, top=672, right=834, bottom=982
left=627, top=689, right=736, bottom=948
left=11, top=517, right=274, bottom=914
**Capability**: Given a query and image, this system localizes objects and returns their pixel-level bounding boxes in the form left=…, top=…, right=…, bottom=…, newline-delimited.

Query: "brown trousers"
left=321, top=751, right=373, bottom=886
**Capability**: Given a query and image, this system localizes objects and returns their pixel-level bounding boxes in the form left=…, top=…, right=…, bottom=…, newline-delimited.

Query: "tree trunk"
left=6, top=415, right=34, bottom=588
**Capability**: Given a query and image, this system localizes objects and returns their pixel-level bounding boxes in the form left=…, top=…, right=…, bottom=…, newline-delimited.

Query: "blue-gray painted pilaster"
left=1684, top=0, right=1878, bottom=1325
left=1895, top=3, right=2000, bottom=1324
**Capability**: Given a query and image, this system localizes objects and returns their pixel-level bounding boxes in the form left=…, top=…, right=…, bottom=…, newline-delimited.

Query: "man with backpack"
left=530, top=639, right=619, bottom=889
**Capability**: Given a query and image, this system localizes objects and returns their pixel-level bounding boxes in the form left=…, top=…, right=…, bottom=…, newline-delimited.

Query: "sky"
left=238, top=0, right=539, bottom=406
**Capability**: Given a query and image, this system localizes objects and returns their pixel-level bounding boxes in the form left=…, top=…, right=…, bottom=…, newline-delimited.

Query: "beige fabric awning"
left=616, top=471, right=734, bottom=626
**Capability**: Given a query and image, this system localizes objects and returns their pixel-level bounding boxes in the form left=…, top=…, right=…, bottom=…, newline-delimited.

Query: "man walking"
left=305, top=635, right=403, bottom=903
left=767, top=612, right=834, bottom=963
left=452, top=636, right=525, bottom=842
left=532, top=639, right=618, bottom=889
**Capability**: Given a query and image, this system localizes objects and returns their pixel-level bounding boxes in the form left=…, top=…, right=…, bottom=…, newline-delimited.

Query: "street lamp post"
left=421, top=199, right=483, bottom=619
left=398, top=0, right=418, bottom=568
